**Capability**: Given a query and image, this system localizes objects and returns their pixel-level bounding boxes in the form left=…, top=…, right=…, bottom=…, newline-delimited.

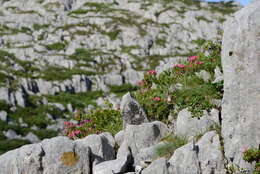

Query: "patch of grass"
left=195, top=16, right=213, bottom=23
left=156, top=134, right=187, bottom=158
left=45, top=91, right=104, bottom=109
left=33, top=23, right=50, bottom=31
left=109, top=84, right=138, bottom=96
left=32, top=129, right=58, bottom=140
left=0, top=139, right=31, bottom=155
left=45, top=42, right=66, bottom=51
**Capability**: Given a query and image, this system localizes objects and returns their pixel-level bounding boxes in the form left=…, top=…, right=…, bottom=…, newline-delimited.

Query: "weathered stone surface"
left=221, top=0, right=260, bottom=171
left=93, top=144, right=132, bottom=174
left=0, top=136, right=91, bottom=174
left=142, top=158, right=169, bottom=174
left=0, top=111, right=7, bottom=121
left=115, top=130, right=124, bottom=146
left=135, top=142, right=167, bottom=166
left=123, top=121, right=169, bottom=158
left=120, top=92, right=148, bottom=127
left=75, top=132, right=115, bottom=165
left=175, top=109, right=215, bottom=138
left=168, top=131, right=225, bottom=174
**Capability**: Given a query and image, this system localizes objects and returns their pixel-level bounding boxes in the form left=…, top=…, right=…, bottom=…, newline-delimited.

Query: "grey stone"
left=0, top=136, right=91, bottom=174
left=221, top=0, right=260, bottom=171
left=120, top=92, right=148, bottom=127
left=0, top=111, right=7, bottom=121
left=212, top=66, right=223, bottom=83
left=135, top=142, right=167, bottom=166
left=142, top=158, right=169, bottom=174
left=168, top=131, right=226, bottom=174
left=195, top=70, right=211, bottom=82
left=25, top=132, right=40, bottom=143
left=115, top=130, right=124, bottom=146
left=175, top=109, right=215, bottom=138
left=123, top=121, right=169, bottom=158
left=75, top=132, right=115, bottom=165
left=93, top=144, right=132, bottom=174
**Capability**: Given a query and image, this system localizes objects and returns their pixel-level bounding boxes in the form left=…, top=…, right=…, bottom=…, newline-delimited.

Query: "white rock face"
left=175, top=109, right=216, bottom=138
left=221, top=0, right=260, bottom=171
left=169, top=131, right=226, bottom=174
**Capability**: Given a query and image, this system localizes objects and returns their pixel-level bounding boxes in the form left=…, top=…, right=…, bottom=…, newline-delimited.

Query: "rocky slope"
left=0, top=0, right=241, bottom=153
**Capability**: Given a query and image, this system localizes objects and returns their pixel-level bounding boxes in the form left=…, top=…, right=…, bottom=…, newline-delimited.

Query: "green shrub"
left=243, top=148, right=260, bottom=174
left=134, top=41, right=223, bottom=120
left=64, top=107, right=122, bottom=139
left=0, top=139, right=31, bottom=155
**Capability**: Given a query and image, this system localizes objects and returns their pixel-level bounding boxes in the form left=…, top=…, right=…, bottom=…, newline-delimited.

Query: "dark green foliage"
left=45, top=91, right=104, bottom=108
left=0, top=139, right=31, bottom=155
left=64, top=107, right=122, bottom=138
left=33, top=129, right=58, bottom=140
left=45, top=42, right=66, bottom=51
left=243, top=148, right=260, bottom=174
left=109, top=84, right=138, bottom=96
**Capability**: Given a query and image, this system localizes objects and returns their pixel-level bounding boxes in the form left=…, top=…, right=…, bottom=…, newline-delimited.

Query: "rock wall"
left=221, top=0, right=260, bottom=171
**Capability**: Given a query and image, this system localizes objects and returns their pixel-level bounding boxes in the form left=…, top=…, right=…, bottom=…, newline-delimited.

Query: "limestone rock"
left=221, top=0, right=260, bottom=171
left=75, top=132, right=115, bottom=165
left=175, top=109, right=215, bottom=138
left=142, top=158, right=169, bottom=174
left=0, top=111, right=7, bottom=121
left=168, top=131, right=226, bottom=174
left=120, top=92, right=148, bottom=127
left=123, top=121, right=169, bottom=158
left=0, top=136, right=91, bottom=174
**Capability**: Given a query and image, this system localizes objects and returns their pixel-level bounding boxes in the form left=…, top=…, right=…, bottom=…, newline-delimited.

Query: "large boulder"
left=175, top=109, right=216, bottom=138
left=221, top=0, right=260, bottom=171
left=0, top=136, right=91, bottom=174
left=122, top=121, right=169, bottom=159
left=168, top=131, right=225, bottom=174
left=75, top=132, right=116, bottom=165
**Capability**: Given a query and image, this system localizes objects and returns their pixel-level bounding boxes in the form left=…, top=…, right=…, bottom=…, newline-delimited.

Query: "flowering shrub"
left=135, top=40, right=223, bottom=120
left=64, top=107, right=122, bottom=139
left=243, top=147, right=260, bottom=174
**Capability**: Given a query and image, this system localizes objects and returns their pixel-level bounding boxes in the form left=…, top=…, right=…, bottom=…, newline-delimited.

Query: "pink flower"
left=188, top=56, right=198, bottom=62
left=138, top=80, right=145, bottom=86
left=174, top=64, right=186, bottom=68
left=68, top=131, right=75, bottom=138
left=147, top=70, right=157, bottom=75
left=242, top=147, right=248, bottom=153
left=196, top=61, right=204, bottom=65
left=74, top=130, right=81, bottom=135
left=153, top=97, right=161, bottom=101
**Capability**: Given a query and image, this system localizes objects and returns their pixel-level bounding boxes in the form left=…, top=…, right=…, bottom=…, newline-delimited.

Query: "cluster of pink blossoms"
left=147, top=70, right=157, bottom=75
left=68, top=130, right=81, bottom=138
left=173, top=56, right=204, bottom=68
left=153, top=97, right=161, bottom=101
left=188, top=56, right=199, bottom=62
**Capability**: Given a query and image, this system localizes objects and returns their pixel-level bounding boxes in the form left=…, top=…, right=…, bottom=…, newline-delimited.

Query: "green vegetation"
left=135, top=41, right=223, bottom=120
left=156, top=134, right=187, bottom=158
left=0, top=139, right=30, bottom=155
left=243, top=148, right=260, bottom=174
left=45, top=42, right=66, bottom=51
left=109, top=84, right=138, bottom=96
left=45, top=91, right=104, bottom=108
left=195, top=16, right=213, bottom=23
left=64, top=106, right=122, bottom=138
